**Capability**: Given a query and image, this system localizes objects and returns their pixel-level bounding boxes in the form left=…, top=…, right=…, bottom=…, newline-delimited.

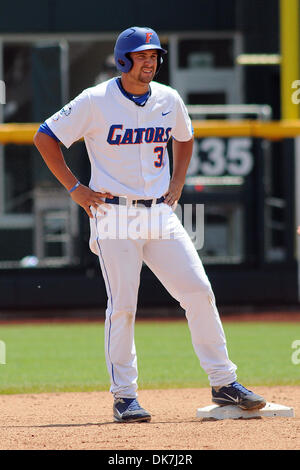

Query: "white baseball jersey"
left=46, top=77, right=193, bottom=199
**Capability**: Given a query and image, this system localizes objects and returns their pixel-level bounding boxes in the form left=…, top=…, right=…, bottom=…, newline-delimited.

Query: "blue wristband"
left=68, top=181, right=81, bottom=193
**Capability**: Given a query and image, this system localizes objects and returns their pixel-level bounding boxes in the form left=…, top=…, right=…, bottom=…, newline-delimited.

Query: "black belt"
left=105, top=196, right=165, bottom=208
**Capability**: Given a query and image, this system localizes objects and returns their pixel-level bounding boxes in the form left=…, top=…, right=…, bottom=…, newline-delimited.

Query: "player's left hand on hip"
left=163, top=179, right=184, bottom=209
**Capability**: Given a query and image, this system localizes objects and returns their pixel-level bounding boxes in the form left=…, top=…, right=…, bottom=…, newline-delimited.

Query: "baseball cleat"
left=211, top=381, right=266, bottom=410
left=113, top=398, right=151, bottom=423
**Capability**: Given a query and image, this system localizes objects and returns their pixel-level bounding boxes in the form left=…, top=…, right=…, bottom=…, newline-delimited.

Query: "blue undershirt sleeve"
left=38, top=122, right=60, bottom=142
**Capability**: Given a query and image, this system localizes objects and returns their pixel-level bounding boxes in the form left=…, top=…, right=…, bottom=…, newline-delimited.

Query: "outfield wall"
left=0, top=121, right=298, bottom=309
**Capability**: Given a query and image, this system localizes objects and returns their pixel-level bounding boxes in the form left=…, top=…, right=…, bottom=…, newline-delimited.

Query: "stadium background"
left=0, top=0, right=299, bottom=314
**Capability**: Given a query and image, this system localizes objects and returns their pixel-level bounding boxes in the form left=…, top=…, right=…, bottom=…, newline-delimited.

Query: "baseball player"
left=34, top=26, right=266, bottom=423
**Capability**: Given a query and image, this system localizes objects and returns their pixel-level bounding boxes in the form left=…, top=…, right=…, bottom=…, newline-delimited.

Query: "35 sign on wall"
left=188, top=137, right=254, bottom=177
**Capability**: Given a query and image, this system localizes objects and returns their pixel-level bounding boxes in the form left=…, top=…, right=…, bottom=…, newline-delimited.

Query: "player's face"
left=129, top=50, right=158, bottom=84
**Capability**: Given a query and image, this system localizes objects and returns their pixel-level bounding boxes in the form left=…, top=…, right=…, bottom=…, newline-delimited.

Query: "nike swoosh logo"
left=223, top=393, right=240, bottom=403
left=162, top=111, right=171, bottom=116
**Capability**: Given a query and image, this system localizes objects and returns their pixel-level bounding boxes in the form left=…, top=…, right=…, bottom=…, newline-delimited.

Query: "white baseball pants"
left=92, top=203, right=237, bottom=398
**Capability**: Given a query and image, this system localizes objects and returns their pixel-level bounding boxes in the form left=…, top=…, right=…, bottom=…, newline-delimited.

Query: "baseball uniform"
left=45, top=76, right=237, bottom=399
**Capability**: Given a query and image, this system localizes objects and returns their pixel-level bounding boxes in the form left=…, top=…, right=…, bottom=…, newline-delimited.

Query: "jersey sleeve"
left=45, top=89, right=93, bottom=148
left=172, top=91, right=194, bottom=142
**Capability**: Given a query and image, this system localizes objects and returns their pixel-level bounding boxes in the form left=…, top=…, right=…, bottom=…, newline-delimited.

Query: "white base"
left=196, top=402, right=295, bottom=420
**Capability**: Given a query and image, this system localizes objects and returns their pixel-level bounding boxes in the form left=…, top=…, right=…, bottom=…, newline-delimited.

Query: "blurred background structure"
left=0, top=0, right=299, bottom=311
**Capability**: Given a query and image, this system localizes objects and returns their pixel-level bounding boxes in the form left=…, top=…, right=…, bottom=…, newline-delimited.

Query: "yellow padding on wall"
left=1, top=120, right=300, bottom=145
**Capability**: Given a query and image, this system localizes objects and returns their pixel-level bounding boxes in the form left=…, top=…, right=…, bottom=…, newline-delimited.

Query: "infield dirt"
left=0, top=386, right=299, bottom=450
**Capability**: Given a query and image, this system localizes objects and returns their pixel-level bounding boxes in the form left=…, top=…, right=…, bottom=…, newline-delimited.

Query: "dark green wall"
left=0, top=0, right=279, bottom=52
left=0, top=0, right=236, bottom=33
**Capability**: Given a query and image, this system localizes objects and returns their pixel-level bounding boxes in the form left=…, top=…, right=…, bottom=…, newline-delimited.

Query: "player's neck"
left=120, top=75, right=150, bottom=96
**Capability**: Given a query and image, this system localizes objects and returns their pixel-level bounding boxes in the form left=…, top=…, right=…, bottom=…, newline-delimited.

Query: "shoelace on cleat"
left=230, top=382, right=252, bottom=394
left=126, top=399, right=141, bottom=411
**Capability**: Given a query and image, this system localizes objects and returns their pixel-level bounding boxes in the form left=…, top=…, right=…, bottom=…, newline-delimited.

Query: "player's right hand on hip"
left=69, top=184, right=114, bottom=218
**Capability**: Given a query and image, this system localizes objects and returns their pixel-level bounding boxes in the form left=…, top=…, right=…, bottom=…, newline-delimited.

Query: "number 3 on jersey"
left=154, top=146, right=164, bottom=168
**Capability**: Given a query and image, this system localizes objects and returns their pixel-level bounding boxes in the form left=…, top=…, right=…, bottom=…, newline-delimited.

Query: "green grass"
left=0, top=320, right=299, bottom=394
